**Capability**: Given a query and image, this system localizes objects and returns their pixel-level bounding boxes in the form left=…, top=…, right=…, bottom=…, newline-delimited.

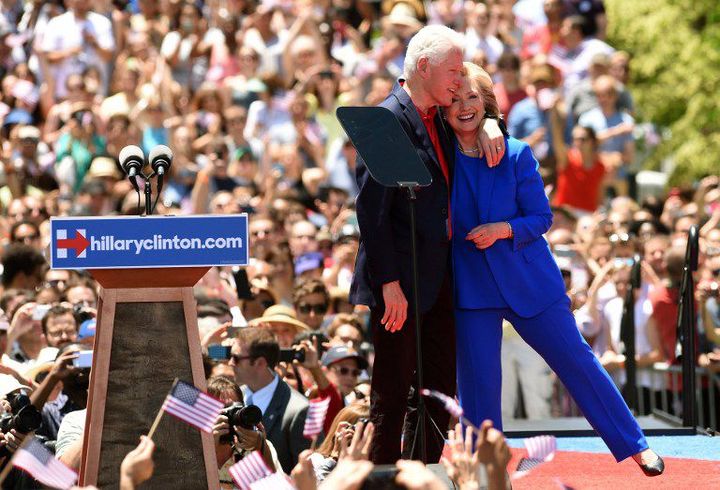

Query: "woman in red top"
left=553, top=125, right=608, bottom=212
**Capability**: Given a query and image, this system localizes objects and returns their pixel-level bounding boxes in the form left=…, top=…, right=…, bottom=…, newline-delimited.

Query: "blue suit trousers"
left=455, top=296, right=648, bottom=462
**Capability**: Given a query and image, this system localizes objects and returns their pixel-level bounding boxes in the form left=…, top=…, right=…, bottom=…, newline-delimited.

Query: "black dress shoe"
left=638, top=454, right=664, bottom=476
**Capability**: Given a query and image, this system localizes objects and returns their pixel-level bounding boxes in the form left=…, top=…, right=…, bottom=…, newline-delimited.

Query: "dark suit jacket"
left=263, top=379, right=311, bottom=473
left=349, top=82, right=455, bottom=314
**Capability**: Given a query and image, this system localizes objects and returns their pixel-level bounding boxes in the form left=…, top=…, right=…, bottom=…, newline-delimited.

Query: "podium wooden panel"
left=79, top=268, right=219, bottom=489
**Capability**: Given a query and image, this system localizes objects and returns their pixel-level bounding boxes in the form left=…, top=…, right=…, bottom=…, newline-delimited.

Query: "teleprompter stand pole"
left=399, top=182, right=427, bottom=463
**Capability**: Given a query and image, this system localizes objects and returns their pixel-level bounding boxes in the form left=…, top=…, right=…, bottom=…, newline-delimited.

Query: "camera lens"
left=235, top=404, right=262, bottom=429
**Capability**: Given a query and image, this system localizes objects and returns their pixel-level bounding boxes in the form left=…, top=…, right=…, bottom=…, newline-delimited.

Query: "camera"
left=279, top=348, right=305, bottom=364
left=0, top=391, right=42, bottom=457
left=73, top=304, right=94, bottom=324
left=219, top=402, right=263, bottom=445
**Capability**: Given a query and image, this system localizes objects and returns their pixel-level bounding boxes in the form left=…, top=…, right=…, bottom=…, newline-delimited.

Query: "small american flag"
left=420, top=389, right=463, bottom=418
left=249, top=472, right=296, bottom=489
left=303, top=397, right=331, bottom=439
left=512, top=435, right=557, bottom=480
left=12, top=437, right=77, bottom=489
left=228, top=450, right=272, bottom=490
left=161, top=380, right=224, bottom=433
left=525, top=435, right=556, bottom=461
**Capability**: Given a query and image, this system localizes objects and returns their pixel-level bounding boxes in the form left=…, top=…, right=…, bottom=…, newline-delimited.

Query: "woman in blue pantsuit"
left=444, top=63, right=663, bottom=476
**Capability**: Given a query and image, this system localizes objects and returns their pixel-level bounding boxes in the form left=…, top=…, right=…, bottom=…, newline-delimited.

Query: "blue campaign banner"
left=50, top=215, right=249, bottom=270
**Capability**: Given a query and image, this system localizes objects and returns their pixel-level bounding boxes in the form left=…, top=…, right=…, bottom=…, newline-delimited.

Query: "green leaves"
left=606, top=0, right=720, bottom=184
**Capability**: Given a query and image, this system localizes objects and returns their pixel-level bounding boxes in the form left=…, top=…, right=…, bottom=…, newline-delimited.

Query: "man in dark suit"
left=349, top=25, right=506, bottom=464
left=230, top=327, right=310, bottom=473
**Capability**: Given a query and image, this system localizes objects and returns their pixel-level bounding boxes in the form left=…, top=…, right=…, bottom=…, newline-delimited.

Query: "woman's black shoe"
left=638, top=454, right=664, bottom=476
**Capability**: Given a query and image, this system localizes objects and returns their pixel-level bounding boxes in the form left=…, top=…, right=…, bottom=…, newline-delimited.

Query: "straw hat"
left=248, top=305, right=310, bottom=333
left=384, top=3, right=423, bottom=30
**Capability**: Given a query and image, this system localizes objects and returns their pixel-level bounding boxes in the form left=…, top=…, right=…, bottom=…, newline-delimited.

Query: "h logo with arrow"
left=56, top=229, right=90, bottom=259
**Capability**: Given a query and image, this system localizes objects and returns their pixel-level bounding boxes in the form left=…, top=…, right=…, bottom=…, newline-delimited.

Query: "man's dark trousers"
left=369, top=274, right=456, bottom=464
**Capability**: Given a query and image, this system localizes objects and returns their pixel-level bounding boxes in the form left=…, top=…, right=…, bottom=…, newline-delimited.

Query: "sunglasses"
left=610, top=233, right=631, bottom=243
left=332, top=366, right=361, bottom=377
left=297, top=303, right=328, bottom=315
left=352, top=389, right=367, bottom=400
left=230, top=354, right=254, bottom=363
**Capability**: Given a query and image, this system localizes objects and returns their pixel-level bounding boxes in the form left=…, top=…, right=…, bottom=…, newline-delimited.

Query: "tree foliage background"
left=605, top=0, right=720, bottom=185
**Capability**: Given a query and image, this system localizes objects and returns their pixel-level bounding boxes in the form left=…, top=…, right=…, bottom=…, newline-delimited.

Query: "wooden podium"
left=78, top=267, right=219, bottom=489
left=50, top=214, right=248, bottom=489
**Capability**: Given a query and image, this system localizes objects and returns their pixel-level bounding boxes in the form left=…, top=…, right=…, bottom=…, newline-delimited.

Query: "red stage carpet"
left=508, top=447, right=720, bottom=489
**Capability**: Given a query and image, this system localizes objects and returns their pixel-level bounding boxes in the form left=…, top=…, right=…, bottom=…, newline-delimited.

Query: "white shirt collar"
left=243, top=374, right=279, bottom=415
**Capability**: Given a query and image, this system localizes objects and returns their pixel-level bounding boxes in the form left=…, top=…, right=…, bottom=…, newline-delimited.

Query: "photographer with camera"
left=0, top=376, right=36, bottom=456
left=292, top=337, right=344, bottom=435
left=0, top=375, right=40, bottom=488
left=208, top=375, right=281, bottom=487
left=229, top=327, right=310, bottom=473
left=30, top=343, right=89, bottom=441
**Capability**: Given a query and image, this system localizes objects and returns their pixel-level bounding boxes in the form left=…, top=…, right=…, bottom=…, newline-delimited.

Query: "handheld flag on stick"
left=512, top=435, right=557, bottom=480
left=303, top=397, right=331, bottom=440
left=249, top=472, right=297, bottom=490
left=229, top=450, right=273, bottom=490
left=6, top=437, right=77, bottom=489
left=420, top=388, right=479, bottom=432
left=149, top=379, right=224, bottom=438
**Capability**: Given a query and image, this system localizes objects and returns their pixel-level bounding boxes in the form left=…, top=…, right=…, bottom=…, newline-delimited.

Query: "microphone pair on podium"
left=118, top=144, right=173, bottom=178
left=118, top=145, right=173, bottom=215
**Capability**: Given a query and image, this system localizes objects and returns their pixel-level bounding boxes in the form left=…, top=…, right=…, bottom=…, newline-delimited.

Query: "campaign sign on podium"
left=50, top=214, right=249, bottom=269
left=49, top=214, right=248, bottom=489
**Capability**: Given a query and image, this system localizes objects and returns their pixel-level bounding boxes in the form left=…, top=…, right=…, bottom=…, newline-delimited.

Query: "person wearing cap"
left=350, top=25, right=505, bottom=465
left=294, top=252, right=324, bottom=281
left=10, top=125, right=55, bottom=189
left=0, top=126, right=52, bottom=208
left=321, top=345, right=368, bottom=400
left=248, top=304, right=310, bottom=348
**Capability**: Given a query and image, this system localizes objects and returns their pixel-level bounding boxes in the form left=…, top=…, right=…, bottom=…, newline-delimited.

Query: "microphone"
left=119, top=145, right=145, bottom=179
left=149, top=145, right=173, bottom=176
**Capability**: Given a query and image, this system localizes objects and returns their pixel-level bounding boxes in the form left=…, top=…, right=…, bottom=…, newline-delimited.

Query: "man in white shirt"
left=551, top=15, right=614, bottom=94
left=40, top=0, right=114, bottom=100
left=229, top=327, right=310, bottom=473
left=464, top=2, right=504, bottom=65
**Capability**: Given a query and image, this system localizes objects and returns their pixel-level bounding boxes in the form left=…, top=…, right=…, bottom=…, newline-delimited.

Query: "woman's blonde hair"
left=463, top=62, right=501, bottom=119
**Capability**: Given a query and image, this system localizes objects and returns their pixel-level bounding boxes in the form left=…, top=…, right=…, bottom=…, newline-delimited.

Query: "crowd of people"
left=0, top=0, right=719, bottom=487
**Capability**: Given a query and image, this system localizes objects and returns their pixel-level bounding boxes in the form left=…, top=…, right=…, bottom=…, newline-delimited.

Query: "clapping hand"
left=442, top=421, right=510, bottom=490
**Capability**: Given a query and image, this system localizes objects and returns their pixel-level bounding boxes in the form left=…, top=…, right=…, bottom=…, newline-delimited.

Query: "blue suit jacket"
left=452, top=137, right=566, bottom=318
left=349, top=83, right=455, bottom=314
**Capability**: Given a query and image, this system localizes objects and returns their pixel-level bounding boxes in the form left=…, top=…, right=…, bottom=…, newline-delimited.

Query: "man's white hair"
left=403, top=25, right=465, bottom=80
